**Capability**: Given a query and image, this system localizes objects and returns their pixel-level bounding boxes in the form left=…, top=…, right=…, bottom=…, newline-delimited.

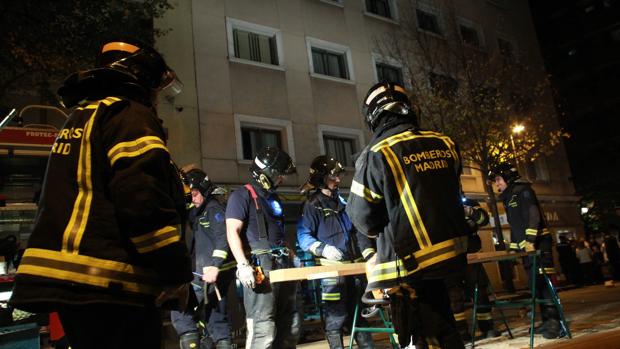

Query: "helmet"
left=250, top=147, right=296, bottom=191
left=96, top=38, right=182, bottom=94
left=362, top=81, right=413, bottom=131
left=308, top=155, right=345, bottom=188
left=58, top=38, right=182, bottom=108
left=185, top=169, right=215, bottom=197
left=488, top=162, right=520, bottom=183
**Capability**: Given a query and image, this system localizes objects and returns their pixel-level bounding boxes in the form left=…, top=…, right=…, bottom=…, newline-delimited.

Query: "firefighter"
left=297, top=155, right=375, bottom=349
left=10, top=38, right=193, bottom=348
left=447, top=198, right=501, bottom=342
left=489, top=163, right=562, bottom=339
left=346, top=82, right=469, bottom=348
left=172, top=169, right=235, bottom=349
left=226, top=146, right=301, bottom=349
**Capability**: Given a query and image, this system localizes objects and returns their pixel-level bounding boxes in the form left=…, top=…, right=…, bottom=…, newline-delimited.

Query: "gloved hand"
left=322, top=245, right=344, bottom=261
left=236, top=262, right=256, bottom=288
left=524, top=242, right=536, bottom=252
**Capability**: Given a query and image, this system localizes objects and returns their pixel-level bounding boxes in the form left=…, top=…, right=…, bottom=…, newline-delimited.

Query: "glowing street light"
left=512, top=124, right=525, bottom=134
left=510, top=124, right=525, bottom=167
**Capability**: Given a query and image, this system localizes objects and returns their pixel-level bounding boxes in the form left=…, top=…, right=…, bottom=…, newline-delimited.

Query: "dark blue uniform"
left=297, top=191, right=375, bottom=348
left=172, top=198, right=235, bottom=344
left=226, top=183, right=300, bottom=349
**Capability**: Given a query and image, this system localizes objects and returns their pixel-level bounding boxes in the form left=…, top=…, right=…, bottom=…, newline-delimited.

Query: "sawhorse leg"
left=541, top=269, right=572, bottom=339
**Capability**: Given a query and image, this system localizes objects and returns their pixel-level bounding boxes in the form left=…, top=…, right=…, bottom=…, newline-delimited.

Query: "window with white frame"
left=307, top=38, right=354, bottom=81
left=234, top=114, right=295, bottom=162
left=497, top=37, right=515, bottom=60
left=226, top=18, right=283, bottom=67
left=365, top=0, right=396, bottom=20
left=416, top=7, right=442, bottom=35
left=429, top=72, right=458, bottom=97
left=376, top=62, right=404, bottom=85
left=459, top=22, right=482, bottom=48
left=318, top=125, right=364, bottom=167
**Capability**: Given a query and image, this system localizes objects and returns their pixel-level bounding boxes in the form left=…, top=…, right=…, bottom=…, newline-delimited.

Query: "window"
left=497, top=37, right=514, bottom=59
left=317, top=125, right=365, bottom=168
left=460, top=25, right=481, bottom=47
left=312, top=48, right=349, bottom=79
left=234, top=114, right=295, bottom=163
left=526, top=157, right=550, bottom=182
left=307, top=37, right=355, bottom=82
left=429, top=72, right=458, bottom=97
left=416, top=8, right=442, bottom=35
left=323, top=135, right=356, bottom=167
left=241, top=127, right=282, bottom=160
left=226, top=18, right=284, bottom=68
left=233, top=29, right=279, bottom=65
left=376, top=62, right=404, bottom=85
left=366, top=0, right=392, bottom=19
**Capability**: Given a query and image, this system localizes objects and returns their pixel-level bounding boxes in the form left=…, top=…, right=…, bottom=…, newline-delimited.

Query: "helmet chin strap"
left=258, top=173, right=273, bottom=191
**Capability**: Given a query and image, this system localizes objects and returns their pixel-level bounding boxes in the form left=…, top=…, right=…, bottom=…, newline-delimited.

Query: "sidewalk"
left=298, top=283, right=620, bottom=348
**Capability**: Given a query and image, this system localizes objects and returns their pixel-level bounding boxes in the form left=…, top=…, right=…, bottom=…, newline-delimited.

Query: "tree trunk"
left=484, top=180, right=506, bottom=250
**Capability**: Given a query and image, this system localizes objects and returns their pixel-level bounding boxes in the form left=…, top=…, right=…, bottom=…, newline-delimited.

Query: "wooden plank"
left=269, top=263, right=366, bottom=283
left=467, top=251, right=533, bottom=264
left=307, top=265, right=367, bottom=280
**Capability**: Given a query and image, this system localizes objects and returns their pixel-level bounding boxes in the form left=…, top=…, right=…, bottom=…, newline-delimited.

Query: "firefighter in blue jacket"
left=297, top=155, right=375, bottom=349
left=172, top=169, right=235, bottom=349
left=489, top=163, right=562, bottom=339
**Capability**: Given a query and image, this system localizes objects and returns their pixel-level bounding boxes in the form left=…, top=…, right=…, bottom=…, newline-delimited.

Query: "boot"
left=542, top=319, right=562, bottom=339
left=180, top=332, right=200, bottom=349
left=215, top=339, right=232, bottom=349
left=354, top=331, right=375, bottom=349
left=325, top=330, right=344, bottom=349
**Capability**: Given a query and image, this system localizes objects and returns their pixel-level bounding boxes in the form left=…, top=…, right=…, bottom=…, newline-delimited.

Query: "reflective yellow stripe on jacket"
left=17, top=248, right=160, bottom=295
left=367, top=236, right=468, bottom=285
left=131, top=225, right=181, bottom=253
left=107, top=136, right=168, bottom=167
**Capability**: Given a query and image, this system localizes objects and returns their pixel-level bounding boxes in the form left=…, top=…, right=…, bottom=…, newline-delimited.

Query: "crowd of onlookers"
left=556, top=230, right=620, bottom=287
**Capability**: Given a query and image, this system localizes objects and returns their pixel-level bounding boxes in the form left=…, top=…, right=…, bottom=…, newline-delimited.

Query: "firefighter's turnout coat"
left=11, top=95, right=192, bottom=312
left=499, top=179, right=554, bottom=273
left=346, top=121, right=469, bottom=291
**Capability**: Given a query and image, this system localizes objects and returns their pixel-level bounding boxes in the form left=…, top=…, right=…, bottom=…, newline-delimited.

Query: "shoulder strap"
left=244, top=184, right=268, bottom=241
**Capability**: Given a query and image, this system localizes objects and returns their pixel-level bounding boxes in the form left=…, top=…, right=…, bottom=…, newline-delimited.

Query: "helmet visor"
left=160, top=70, right=183, bottom=98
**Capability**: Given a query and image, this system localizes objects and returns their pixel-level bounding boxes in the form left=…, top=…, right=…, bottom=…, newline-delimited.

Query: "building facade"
left=153, top=0, right=582, bottom=289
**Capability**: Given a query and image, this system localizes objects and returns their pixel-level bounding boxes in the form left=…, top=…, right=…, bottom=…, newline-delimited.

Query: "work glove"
left=524, top=241, right=536, bottom=252
left=236, top=262, right=256, bottom=288
left=322, top=245, right=344, bottom=261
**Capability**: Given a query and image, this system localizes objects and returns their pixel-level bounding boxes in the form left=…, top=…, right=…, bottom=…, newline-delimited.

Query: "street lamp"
left=510, top=124, right=524, bottom=168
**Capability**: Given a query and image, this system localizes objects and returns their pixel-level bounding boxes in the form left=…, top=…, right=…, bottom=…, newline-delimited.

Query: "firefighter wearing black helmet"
left=225, top=146, right=300, bottom=349
left=346, top=82, right=469, bottom=348
left=172, top=169, right=235, bottom=349
left=297, top=155, right=375, bottom=349
left=10, top=38, right=192, bottom=348
left=489, top=163, right=561, bottom=339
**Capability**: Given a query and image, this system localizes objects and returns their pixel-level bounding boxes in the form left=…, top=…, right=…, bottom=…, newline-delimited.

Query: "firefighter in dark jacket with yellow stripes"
left=297, top=155, right=375, bottom=349
left=10, top=38, right=193, bottom=349
left=489, top=163, right=562, bottom=339
left=172, top=169, right=235, bottom=349
left=346, top=82, right=469, bottom=349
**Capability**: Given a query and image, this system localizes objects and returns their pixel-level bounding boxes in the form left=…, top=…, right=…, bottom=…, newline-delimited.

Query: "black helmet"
left=488, top=162, right=520, bottom=183
left=58, top=38, right=182, bottom=108
left=308, top=155, right=345, bottom=188
left=185, top=169, right=215, bottom=197
left=96, top=38, right=182, bottom=93
left=362, top=81, right=412, bottom=131
left=250, top=147, right=296, bottom=190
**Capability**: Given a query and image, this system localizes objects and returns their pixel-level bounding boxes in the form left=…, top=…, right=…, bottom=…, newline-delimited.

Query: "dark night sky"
left=529, top=0, right=620, bottom=208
